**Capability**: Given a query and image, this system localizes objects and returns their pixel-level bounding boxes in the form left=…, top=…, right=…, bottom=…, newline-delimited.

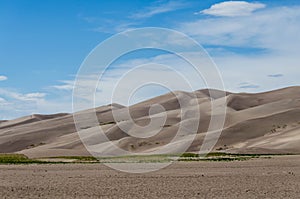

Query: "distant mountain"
left=1, top=87, right=300, bottom=158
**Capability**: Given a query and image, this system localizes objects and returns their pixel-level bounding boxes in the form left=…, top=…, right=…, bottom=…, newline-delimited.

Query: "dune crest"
left=1, top=86, right=300, bottom=158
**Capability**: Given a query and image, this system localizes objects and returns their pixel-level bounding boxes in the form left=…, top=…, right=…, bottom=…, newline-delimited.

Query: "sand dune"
left=1, top=86, right=300, bottom=158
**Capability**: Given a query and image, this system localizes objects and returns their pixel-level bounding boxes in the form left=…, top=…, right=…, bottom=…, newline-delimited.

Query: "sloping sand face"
left=0, top=155, right=299, bottom=198
left=1, top=86, right=300, bottom=158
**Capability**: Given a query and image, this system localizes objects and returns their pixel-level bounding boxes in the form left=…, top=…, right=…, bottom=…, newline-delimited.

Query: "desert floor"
left=0, top=155, right=299, bottom=199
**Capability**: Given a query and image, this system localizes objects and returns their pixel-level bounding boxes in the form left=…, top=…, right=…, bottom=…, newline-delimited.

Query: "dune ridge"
left=1, top=86, right=300, bottom=158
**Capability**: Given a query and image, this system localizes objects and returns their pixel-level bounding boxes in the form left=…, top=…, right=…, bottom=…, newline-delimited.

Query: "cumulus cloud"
left=0, top=75, right=8, bottom=81
left=199, top=1, right=266, bottom=17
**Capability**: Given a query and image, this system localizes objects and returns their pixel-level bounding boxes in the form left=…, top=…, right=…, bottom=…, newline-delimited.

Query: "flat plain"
left=0, top=155, right=299, bottom=199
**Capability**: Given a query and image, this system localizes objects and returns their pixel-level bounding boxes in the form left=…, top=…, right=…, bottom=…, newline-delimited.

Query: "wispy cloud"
left=51, top=80, right=74, bottom=91
left=130, top=1, right=188, bottom=19
left=92, top=21, right=137, bottom=34
left=0, top=88, right=46, bottom=101
left=0, top=75, right=8, bottom=81
left=0, top=88, right=47, bottom=119
left=0, top=88, right=73, bottom=120
left=238, top=82, right=260, bottom=89
left=0, top=97, right=8, bottom=104
left=86, top=1, right=189, bottom=33
left=79, top=12, right=138, bottom=34
left=179, top=6, right=300, bottom=53
left=198, top=1, right=266, bottom=17
left=268, top=74, right=284, bottom=78
left=176, top=4, right=300, bottom=93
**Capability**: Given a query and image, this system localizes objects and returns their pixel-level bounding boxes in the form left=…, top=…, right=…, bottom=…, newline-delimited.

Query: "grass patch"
left=205, top=152, right=228, bottom=157
left=0, top=154, right=45, bottom=164
left=180, top=153, right=199, bottom=158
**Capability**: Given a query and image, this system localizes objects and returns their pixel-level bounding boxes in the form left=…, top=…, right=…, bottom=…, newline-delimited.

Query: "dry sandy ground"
left=0, top=155, right=299, bottom=199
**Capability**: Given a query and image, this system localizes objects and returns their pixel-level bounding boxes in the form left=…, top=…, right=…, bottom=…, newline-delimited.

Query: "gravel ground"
left=0, top=155, right=299, bottom=199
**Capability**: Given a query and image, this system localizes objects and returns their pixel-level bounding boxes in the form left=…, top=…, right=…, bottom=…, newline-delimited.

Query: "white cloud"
left=268, top=74, right=284, bottom=78
left=0, top=89, right=46, bottom=101
left=91, top=20, right=137, bottom=33
left=199, top=1, right=266, bottom=17
left=68, top=52, right=208, bottom=111
left=130, top=1, right=188, bottom=19
left=88, top=1, right=189, bottom=33
left=71, top=50, right=300, bottom=109
left=213, top=53, right=300, bottom=93
left=0, top=88, right=73, bottom=120
left=178, top=4, right=300, bottom=93
left=72, top=3, right=300, bottom=108
left=51, top=80, right=74, bottom=91
left=0, top=75, right=8, bottom=81
left=238, top=82, right=259, bottom=89
left=23, top=93, right=46, bottom=99
left=3, top=3, right=300, bottom=119
left=0, top=89, right=48, bottom=119
left=0, top=97, right=7, bottom=103
left=179, top=6, right=300, bottom=53
left=0, top=97, right=11, bottom=108
left=72, top=50, right=229, bottom=108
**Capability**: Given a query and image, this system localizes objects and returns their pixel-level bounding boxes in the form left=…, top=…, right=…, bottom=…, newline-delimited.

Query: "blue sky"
left=0, top=0, right=300, bottom=119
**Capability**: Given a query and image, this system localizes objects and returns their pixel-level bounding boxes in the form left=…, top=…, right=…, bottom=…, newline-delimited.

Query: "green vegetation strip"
left=0, top=154, right=46, bottom=164
left=179, top=152, right=260, bottom=162
left=0, top=152, right=293, bottom=164
left=0, top=154, right=99, bottom=164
